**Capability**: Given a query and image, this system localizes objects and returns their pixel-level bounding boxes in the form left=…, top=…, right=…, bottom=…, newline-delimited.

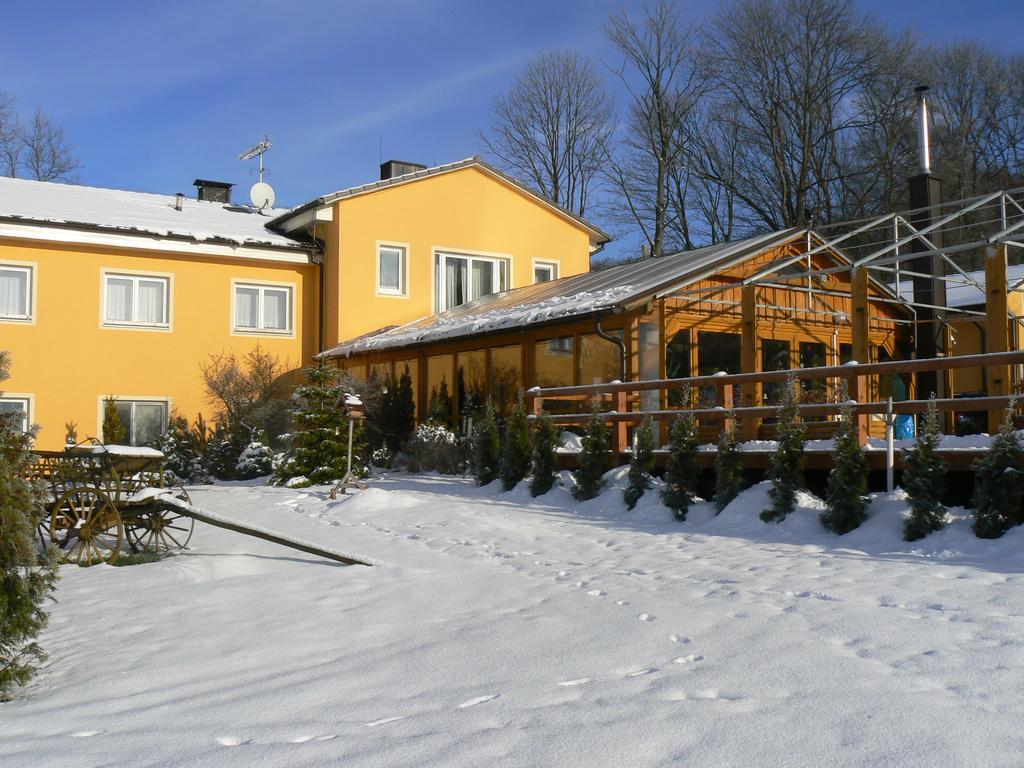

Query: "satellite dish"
left=250, top=181, right=276, bottom=210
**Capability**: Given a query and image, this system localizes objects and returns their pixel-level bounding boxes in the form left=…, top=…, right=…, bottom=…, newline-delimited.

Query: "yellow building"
left=0, top=158, right=608, bottom=449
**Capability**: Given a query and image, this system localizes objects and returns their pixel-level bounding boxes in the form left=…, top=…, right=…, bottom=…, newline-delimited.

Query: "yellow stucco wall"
left=1, top=236, right=317, bottom=449
left=323, top=166, right=595, bottom=347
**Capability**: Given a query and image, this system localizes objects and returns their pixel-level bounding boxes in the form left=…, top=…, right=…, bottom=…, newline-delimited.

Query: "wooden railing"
left=525, top=349, right=1024, bottom=454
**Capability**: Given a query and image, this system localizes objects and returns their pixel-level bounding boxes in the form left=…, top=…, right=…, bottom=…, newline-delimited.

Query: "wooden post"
left=718, top=380, right=734, bottom=434
left=741, top=284, right=760, bottom=440
left=986, top=244, right=1010, bottom=434
left=851, top=266, right=871, bottom=366
left=614, top=390, right=628, bottom=454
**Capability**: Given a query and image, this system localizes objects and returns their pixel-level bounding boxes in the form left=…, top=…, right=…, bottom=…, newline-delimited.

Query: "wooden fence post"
left=848, top=374, right=869, bottom=446
left=741, top=284, right=760, bottom=441
left=986, top=244, right=1010, bottom=434
left=614, top=390, right=628, bottom=453
left=718, top=381, right=734, bottom=435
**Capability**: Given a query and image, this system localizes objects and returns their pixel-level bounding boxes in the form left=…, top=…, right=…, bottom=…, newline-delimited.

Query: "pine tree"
left=530, top=410, right=560, bottom=497
left=972, top=407, right=1024, bottom=539
left=821, top=407, right=869, bottom=534
left=902, top=398, right=946, bottom=541
left=428, top=380, right=453, bottom=426
left=661, top=411, right=699, bottom=519
left=155, top=414, right=201, bottom=482
left=471, top=399, right=501, bottom=486
left=623, top=416, right=655, bottom=510
left=274, top=366, right=363, bottom=487
left=0, top=351, right=59, bottom=700
left=102, top=396, right=127, bottom=444
left=234, top=427, right=275, bottom=479
left=572, top=407, right=612, bottom=501
left=714, top=415, right=745, bottom=513
left=762, top=376, right=806, bottom=523
left=499, top=394, right=532, bottom=491
left=392, top=365, right=416, bottom=449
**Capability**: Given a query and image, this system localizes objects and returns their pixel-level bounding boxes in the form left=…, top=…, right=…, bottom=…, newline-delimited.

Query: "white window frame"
left=0, top=262, right=36, bottom=323
left=101, top=270, right=172, bottom=330
left=533, top=259, right=559, bottom=284
left=376, top=242, right=409, bottom=298
left=231, top=280, right=295, bottom=336
left=97, top=396, right=169, bottom=446
left=0, top=394, right=33, bottom=433
left=433, top=249, right=512, bottom=313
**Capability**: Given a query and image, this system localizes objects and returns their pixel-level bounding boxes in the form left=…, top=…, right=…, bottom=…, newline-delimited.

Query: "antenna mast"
left=238, top=136, right=272, bottom=183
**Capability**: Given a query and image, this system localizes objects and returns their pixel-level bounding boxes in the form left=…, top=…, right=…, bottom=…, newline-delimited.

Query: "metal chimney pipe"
left=915, top=85, right=931, bottom=176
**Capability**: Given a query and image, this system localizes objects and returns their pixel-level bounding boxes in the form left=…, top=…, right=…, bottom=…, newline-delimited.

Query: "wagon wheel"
left=49, top=487, right=124, bottom=566
left=125, top=488, right=194, bottom=554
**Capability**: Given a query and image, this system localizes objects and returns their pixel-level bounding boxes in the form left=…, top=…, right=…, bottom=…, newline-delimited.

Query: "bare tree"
left=0, top=95, right=80, bottom=182
left=19, top=109, right=81, bottom=182
left=606, top=0, right=704, bottom=257
left=481, top=50, right=613, bottom=217
left=701, top=0, right=879, bottom=229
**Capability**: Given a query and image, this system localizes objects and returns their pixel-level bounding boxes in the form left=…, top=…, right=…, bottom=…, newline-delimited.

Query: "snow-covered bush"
left=406, top=423, right=464, bottom=474
left=902, top=398, right=946, bottom=541
left=470, top=400, right=501, bottom=486
left=623, top=417, right=655, bottom=510
left=972, top=408, right=1024, bottom=539
left=0, top=351, right=59, bottom=700
left=661, top=411, right=699, bottom=520
left=572, top=408, right=612, bottom=501
left=530, top=411, right=560, bottom=497
left=763, top=376, right=805, bottom=523
left=155, top=415, right=213, bottom=484
left=234, top=429, right=274, bottom=480
left=372, top=446, right=393, bottom=469
left=499, top=395, right=531, bottom=491
left=821, top=407, right=869, bottom=534
left=206, top=424, right=246, bottom=481
left=273, top=366, right=365, bottom=487
left=714, top=415, right=744, bottom=512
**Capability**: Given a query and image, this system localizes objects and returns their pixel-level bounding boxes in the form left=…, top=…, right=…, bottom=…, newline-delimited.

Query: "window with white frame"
left=0, top=397, right=30, bottom=433
left=434, top=252, right=509, bottom=311
left=378, top=245, right=407, bottom=296
left=0, top=265, right=32, bottom=320
left=104, top=273, right=169, bottom=327
left=110, top=400, right=167, bottom=446
left=234, top=283, right=292, bottom=333
left=534, top=261, right=558, bottom=284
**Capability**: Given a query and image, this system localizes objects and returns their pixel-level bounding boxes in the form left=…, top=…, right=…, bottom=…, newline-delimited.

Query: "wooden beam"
left=986, top=244, right=1010, bottom=433
left=741, top=284, right=760, bottom=440
left=851, top=266, right=870, bottom=366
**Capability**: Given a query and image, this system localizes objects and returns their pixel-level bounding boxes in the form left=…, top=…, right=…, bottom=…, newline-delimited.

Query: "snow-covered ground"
left=3, top=472, right=1024, bottom=767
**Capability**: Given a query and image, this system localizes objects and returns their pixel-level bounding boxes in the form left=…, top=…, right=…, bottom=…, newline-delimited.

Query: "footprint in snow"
left=669, top=635, right=691, bottom=644
left=673, top=654, right=704, bottom=664
left=586, top=589, right=606, bottom=597
left=615, top=600, right=629, bottom=606
left=70, top=731, right=102, bottom=738
left=292, top=734, right=338, bottom=742
left=215, top=736, right=251, bottom=747
left=364, top=716, right=408, bottom=727
left=458, top=694, right=500, bottom=708
left=638, top=613, right=655, bottom=622
left=624, top=667, right=656, bottom=678
left=558, top=677, right=593, bottom=687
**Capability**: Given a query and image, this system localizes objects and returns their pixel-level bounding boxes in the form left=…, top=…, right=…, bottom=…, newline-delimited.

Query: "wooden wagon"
left=30, top=442, right=194, bottom=567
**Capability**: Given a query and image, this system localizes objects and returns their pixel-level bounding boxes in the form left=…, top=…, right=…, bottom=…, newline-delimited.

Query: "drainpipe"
left=595, top=315, right=627, bottom=382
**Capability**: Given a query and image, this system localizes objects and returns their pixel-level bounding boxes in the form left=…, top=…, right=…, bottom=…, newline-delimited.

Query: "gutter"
left=595, top=313, right=628, bottom=382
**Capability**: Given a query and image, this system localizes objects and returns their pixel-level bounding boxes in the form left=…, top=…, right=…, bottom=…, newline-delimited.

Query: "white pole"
left=886, top=396, right=895, bottom=492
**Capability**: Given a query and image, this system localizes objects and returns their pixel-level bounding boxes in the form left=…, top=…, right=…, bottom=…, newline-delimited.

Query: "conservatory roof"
left=321, top=228, right=809, bottom=358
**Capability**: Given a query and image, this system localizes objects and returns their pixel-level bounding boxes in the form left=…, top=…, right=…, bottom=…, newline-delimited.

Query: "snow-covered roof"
left=896, top=263, right=1024, bottom=308
left=268, top=156, right=611, bottom=245
left=0, top=176, right=312, bottom=253
left=322, top=228, right=806, bottom=358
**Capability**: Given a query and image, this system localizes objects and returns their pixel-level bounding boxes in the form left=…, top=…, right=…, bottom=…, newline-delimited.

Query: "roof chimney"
left=193, top=179, right=234, bottom=203
left=915, top=85, right=931, bottom=176
left=380, top=160, right=427, bottom=181
left=174, top=192, right=184, bottom=211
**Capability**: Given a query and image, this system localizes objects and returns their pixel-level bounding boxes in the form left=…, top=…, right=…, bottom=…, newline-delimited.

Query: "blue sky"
left=1, top=0, right=1019, bottom=257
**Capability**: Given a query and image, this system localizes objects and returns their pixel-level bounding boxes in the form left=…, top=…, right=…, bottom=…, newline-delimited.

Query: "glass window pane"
left=106, top=277, right=133, bottom=323
left=0, top=399, right=28, bottom=432
left=133, top=403, right=165, bottom=446
left=235, top=286, right=259, bottom=328
left=579, top=332, right=622, bottom=386
left=263, top=288, right=288, bottom=330
left=396, top=359, right=419, bottom=419
left=0, top=268, right=28, bottom=316
left=535, top=337, right=575, bottom=414
left=426, top=354, right=453, bottom=425
left=379, top=248, right=401, bottom=291
left=762, top=339, right=791, bottom=405
left=471, top=260, right=493, bottom=301
left=457, top=350, right=487, bottom=417
left=445, top=257, right=467, bottom=309
left=697, top=331, right=741, bottom=406
left=489, top=345, right=521, bottom=417
left=114, top=402, right=133, bottom=443
left=799, top=341, right=827, bottom=402
left=137, top=279, right=166, bottom=325
left=534, top=265, right=553, bottom=283
left=666, top=330, right=691, bottom=406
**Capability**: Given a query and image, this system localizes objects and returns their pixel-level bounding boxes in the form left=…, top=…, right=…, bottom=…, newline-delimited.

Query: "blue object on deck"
left=895, top=414, right=916, bottom=440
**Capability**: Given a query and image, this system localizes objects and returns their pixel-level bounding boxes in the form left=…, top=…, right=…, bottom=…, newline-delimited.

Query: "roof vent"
left=380, top=160, right=426, bottom=181
left=193, top=179, right=234, bottom=203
